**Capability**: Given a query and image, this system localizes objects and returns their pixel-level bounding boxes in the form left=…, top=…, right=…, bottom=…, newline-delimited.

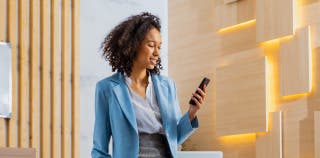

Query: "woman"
left=91, top=12, right=207, bottom=158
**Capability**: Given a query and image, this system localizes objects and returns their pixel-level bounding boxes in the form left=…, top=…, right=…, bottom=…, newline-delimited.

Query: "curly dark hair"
left=101, top=12, right=163, bottom=76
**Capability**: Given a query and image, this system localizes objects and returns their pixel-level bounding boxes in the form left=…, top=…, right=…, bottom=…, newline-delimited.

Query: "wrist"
left=188, top=110, right=196, bottom=120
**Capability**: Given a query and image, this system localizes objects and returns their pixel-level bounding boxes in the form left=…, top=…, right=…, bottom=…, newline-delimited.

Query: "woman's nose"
left=153, top=49, right=160, bottom=57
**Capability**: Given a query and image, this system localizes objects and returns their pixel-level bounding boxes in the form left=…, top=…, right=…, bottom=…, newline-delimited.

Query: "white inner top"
left=124, top=73, right=164, bottom=134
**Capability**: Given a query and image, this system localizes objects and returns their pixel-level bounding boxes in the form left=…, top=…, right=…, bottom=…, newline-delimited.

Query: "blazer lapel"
left=152, top=74, right=169, bottom=133
left=110, top=72, right=170, bottom=135
left=111, top=72, right=138, bottom=134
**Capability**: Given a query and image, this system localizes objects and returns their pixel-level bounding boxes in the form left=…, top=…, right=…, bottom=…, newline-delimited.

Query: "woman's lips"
left=150, top=58, right=158, bottom=65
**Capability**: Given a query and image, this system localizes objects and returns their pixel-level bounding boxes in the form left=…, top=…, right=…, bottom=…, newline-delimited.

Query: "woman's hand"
left=188, top=85, right=207, bottom=121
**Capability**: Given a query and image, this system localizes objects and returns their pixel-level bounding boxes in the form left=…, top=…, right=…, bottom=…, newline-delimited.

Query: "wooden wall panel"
left=214, top=0, right=255, bottom=30
left=30, top=0, right=40, bottom=155
left=315, top=111, right=320, bottom=158
left=216, top=55, right=268, bottom=136
left=61, top=0, right=72, bottom=157
left=71, top=1, right=80, bottom=157
left=169, top=1, right=320, bottom=158
left=18, top=0, right=30, bottom=147
left=256, top=0, right=295, bottom=42
left=40, top=0, right=51, bottom=157
left=0, top=0, right=80, bottom=157
left=296, top=2, right=320, bottom=49
left=7, top=0, right=18, bottom=148
left=281, top=97, right=316, bottom=158
left=0, top=148, right=36, bottom=158
left=224, top=0, right=238, bottom=4
left=51, top=0, right=62, bottom=157
left=297, top=2, right=320, bottom=28
left=0, top=0, right=5, bottom=41
left=256, top=112, right=282, bottom=158
left=0, top=0, right=6, bottom=148
left=279, top=26, right=311, bottom=96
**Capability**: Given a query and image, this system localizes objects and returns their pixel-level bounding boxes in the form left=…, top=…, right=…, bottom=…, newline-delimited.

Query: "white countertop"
left=177, top=151, right=223, bottom=158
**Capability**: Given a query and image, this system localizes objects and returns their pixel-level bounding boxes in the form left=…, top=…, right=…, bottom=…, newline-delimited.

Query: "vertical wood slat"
left=0, top=0, right=6, bottom=147
left=51, top=0, right=61, bottom=157
left=0, top=0, right=5, bottom=41
left=71, top=0, right=80, bottom=157
left=62, top=0, right=72, bottom=157
left=315, top=111, right=320, bottom=158
left=7, top=0, right=18, bottom=148
left=30, top=0, right=40, bottom=157
left=2, top=0, right=79, bottom=156
left=18, top=0, right=30, bottom=148
left=0, top=0, right=7, bottom=148
left=40, top=0, right=51, bottom=157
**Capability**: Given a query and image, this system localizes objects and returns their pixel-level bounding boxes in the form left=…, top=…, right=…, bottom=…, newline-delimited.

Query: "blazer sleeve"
left=172, top=80, right=199, bottom=145
left=91, top=83, right=112, bottom=158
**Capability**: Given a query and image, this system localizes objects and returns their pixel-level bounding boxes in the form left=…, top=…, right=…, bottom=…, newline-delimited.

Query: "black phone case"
left=189, top=77, right=210, bottom=106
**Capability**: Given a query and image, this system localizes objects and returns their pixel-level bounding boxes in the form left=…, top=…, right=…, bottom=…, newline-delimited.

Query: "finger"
left=196, top=88, right=206, bottom=98
left=191, top=97, right=201, bottom=108
left=193, top=93, right=203, bottom=104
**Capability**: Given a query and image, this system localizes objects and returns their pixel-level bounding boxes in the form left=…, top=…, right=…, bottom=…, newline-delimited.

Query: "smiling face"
left=133, top=27, right=162, bottom=70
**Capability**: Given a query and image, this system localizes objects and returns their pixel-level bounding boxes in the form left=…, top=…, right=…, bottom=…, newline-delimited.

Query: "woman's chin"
left=147, top=65, right=155, bottom=70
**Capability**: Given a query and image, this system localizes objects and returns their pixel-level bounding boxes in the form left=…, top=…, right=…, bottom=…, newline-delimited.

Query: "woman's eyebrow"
left=146, top=40, right=162, bottom=44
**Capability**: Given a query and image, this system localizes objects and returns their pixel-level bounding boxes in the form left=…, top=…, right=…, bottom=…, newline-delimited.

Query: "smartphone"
left=189, top=77, right=210, bottom=106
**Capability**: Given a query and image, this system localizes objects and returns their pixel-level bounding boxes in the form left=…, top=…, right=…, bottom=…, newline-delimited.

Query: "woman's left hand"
left=188, top=85, right=207, bottom=121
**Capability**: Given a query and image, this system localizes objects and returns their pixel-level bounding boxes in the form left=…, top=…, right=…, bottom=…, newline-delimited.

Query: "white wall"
left=80, top=0, right=168, bottom=157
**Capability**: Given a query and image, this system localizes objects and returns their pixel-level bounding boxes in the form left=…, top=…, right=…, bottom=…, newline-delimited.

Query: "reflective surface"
left=0, top=42, right=12, bottom=118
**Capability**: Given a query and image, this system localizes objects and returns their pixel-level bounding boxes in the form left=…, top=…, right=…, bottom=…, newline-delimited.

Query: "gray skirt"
left=139, top=133, right=173, bottom=158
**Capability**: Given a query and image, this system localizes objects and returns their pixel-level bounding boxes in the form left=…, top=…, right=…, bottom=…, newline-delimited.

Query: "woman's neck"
left=130, top=67, right=148, bottom=85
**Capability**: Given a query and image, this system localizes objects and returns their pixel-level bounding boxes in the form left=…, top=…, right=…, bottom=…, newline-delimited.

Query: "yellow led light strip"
left=218, top=19, right=256, bottom=33
left=281, top=93, right=309, bottom=100
left=219, top=133, right=256, bottom=142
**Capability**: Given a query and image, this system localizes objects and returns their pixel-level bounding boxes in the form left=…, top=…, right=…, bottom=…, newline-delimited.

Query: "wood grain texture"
left=315, top=111, right=320, bottom=158
left=0, top=0, right=5, bottom=41
left=40, top=0, right=51, bottom=157
left=18, top=0, right=30, bottom=148
left=0, top=148, right=36, bottom=158
left=256, top=112, right=282, bottom=158
left=7, top=0, right=18, bottom=147
left=214, top=0, right=255, bottom=30
left=169, top=1, right=256, bottom=157
left=256, top=0, right=295, bottom=42
left=30, top=0, right=40, bottom=157
left=216, top=55, right=268, bottom=136
left=71, top=0, right=80, bottom=157
left=169, top=1, right=320, bottom=158
left=297, top=2, right=320, bottom=28
left=296, top=2, right=320, bottom=49
left=281, top=97, right=316, bottom=158
left=279, top=26, right=311, bottom=96
left=51, top=0, right=62, bottom=157
left=1, top=0, right=79, bottom=156
left=0, top=0, right=6, bottom=148
left=62, top=0, right=72, bottom=157
left=224, top=0, right=238, bottom=4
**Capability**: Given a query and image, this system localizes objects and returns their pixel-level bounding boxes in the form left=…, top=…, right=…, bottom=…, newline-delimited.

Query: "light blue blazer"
left=91, top=72, right=199, bottom=158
